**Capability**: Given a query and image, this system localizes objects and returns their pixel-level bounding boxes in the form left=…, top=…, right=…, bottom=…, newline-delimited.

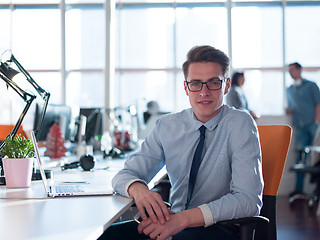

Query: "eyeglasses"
left=185, top=78, right=226, bottom=92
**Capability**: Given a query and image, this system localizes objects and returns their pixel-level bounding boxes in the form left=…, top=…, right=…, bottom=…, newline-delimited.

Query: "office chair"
left=0, top=124, right=27, bottom=141
left=289, top=147, right=320, bottom=211
left=219, top=125, right=292, bottom=240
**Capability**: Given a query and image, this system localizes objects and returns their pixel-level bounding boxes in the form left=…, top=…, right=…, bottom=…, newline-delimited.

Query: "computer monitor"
left=76, top=108, right=103, bottom=143
left=33, top=103, right=72, bottom=141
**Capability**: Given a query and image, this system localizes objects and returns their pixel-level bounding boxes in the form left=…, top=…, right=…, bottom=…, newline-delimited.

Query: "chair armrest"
left=290, top=163, right=320, bottom=174
left=219, top=215, right=269, bottom=225
left=218, top=216, right=269, bottom=240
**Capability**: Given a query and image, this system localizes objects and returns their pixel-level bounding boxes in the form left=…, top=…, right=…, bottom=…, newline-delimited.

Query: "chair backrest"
left=255, top=125, right=292, bottom=240
left=258, top=125, right=292, bottom=196
left=0, top=125, right=27, bottom=141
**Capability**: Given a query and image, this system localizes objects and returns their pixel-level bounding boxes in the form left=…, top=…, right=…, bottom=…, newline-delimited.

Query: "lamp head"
left=0, top=62, right=19, bottom=80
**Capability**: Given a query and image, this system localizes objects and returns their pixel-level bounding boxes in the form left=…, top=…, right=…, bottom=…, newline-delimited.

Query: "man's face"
left=288, top=65, right=301, bottom=80
left=184, top=62, right=230, bottom=123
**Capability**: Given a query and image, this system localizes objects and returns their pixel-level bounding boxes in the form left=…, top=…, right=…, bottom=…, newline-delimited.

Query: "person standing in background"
left=226, top=71, right=259, bottom=121
left=286, top=62, right=320, bottom=197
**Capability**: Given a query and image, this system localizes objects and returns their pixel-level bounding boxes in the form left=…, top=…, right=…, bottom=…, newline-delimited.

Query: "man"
left=286, top=62, right=320, bottom=196
left=101, top=45, right=263, bottom=240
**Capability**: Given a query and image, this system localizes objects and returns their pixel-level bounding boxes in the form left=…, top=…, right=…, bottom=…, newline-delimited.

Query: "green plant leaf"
left=0, top=134, right=34, bottom=159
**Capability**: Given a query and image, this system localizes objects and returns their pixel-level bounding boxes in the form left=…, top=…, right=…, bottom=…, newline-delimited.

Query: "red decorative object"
left=44, top=122, right=66, bottom=159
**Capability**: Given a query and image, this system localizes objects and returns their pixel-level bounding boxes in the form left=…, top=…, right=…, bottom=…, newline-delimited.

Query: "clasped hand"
left=137, top=211, right=189, bottom=240
left=129, top=182, right=182, bottom=239
left=129, top=182, right=171, bottom=224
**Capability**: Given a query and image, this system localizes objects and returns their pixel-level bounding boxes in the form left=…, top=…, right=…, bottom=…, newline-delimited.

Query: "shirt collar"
left=192, top=105, right=224, bottom=131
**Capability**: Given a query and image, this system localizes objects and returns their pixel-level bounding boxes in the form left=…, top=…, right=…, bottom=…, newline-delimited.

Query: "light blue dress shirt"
left=287, top=79, right=320, bottom=128
left=112, top=104, right=263, bottom=226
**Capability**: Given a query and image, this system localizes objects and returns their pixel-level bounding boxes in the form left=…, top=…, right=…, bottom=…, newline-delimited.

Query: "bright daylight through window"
left=1, top=0, right=320, bottom=127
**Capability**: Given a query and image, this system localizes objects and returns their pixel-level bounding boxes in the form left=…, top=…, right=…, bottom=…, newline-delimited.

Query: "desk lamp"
left=0, top=50, right=51, bottom=185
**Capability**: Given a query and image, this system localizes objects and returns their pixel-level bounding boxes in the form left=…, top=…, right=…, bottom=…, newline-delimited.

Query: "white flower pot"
left=2, top=158, right=33, bottom=188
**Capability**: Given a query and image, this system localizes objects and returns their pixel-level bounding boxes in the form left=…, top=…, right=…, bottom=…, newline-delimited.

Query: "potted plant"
left=0, top=134, right=34, bottom=188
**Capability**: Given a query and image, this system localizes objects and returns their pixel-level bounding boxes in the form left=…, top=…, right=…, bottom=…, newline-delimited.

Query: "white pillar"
left=104, top=0, right=116, bottom=132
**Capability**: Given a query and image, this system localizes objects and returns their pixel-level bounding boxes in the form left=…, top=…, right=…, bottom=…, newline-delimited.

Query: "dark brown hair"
left=182, top=45, right=230, bottom=80
left=231, top=71, right=244, bottom=86
left=288, top=62, right=302, bottom=69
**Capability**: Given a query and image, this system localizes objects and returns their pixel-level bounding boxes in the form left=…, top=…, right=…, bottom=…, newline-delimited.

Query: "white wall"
left=257, top=115, right=315, bottom=196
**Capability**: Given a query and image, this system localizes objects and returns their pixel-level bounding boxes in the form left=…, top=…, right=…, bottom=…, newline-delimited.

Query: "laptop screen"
left=30, top=131, right=50, bottom=195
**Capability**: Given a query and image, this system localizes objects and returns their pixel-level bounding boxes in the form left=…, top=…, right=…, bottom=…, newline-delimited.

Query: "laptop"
left=30, top=131, right=114, bottom=197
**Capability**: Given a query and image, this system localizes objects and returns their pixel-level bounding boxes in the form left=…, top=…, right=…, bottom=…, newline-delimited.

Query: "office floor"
left=277, top=196, right=320, bottom=239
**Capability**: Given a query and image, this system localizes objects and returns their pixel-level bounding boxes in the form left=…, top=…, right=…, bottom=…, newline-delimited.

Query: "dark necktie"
left=186, top=125, right=206, bottom=209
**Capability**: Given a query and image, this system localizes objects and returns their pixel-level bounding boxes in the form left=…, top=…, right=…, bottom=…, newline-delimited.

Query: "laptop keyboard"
left=55, top=185, right=83, bottom=193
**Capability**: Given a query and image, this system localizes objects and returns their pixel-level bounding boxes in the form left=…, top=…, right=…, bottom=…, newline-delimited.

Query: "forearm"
left=179, top=208, right=205, bottom=228
left=128, top=181, right=149, bottom=198
left=112, top=169, right=148, bottom=197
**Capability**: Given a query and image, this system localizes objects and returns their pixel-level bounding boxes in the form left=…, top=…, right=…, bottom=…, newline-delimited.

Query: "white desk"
left=0, top=157, right=133, bottom=240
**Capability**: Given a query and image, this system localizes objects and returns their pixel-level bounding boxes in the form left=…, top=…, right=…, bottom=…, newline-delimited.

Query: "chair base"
left=290, top=164, right=320, bottom=211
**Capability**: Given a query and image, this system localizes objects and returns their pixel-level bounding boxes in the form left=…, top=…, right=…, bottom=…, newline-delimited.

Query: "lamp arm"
left=0, top=72, right=36, bottom=102
left=0, top=73, right=36, bottom=149
left=0, top=95, right=35, bottom=149
left=8, top=54, right=51, bottom=140
left=0, top=61, right=37, bottom=155
left=9, top=54, right=50, bottom=100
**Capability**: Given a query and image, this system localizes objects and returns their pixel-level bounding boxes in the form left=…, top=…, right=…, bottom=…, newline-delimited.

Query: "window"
left=176, top=5, right=228, bottom=67
left=66, top=5, right=105, bottom=70
left=65, top=5, right=106, bottom=107
left=116, top=3, right=228, bottom=112
left=117, top=6, right=174, bottom=69
left=1, top=0, right=320, bottom=127
left=285, top=4, right=320, bottom=66
left=12, top=7, right=61, bottom=69
left=232, top=4, right=283, bottom=68
left=231, top=3, right=283, bottom=115
left=116, top=1, right=320, bottom=116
